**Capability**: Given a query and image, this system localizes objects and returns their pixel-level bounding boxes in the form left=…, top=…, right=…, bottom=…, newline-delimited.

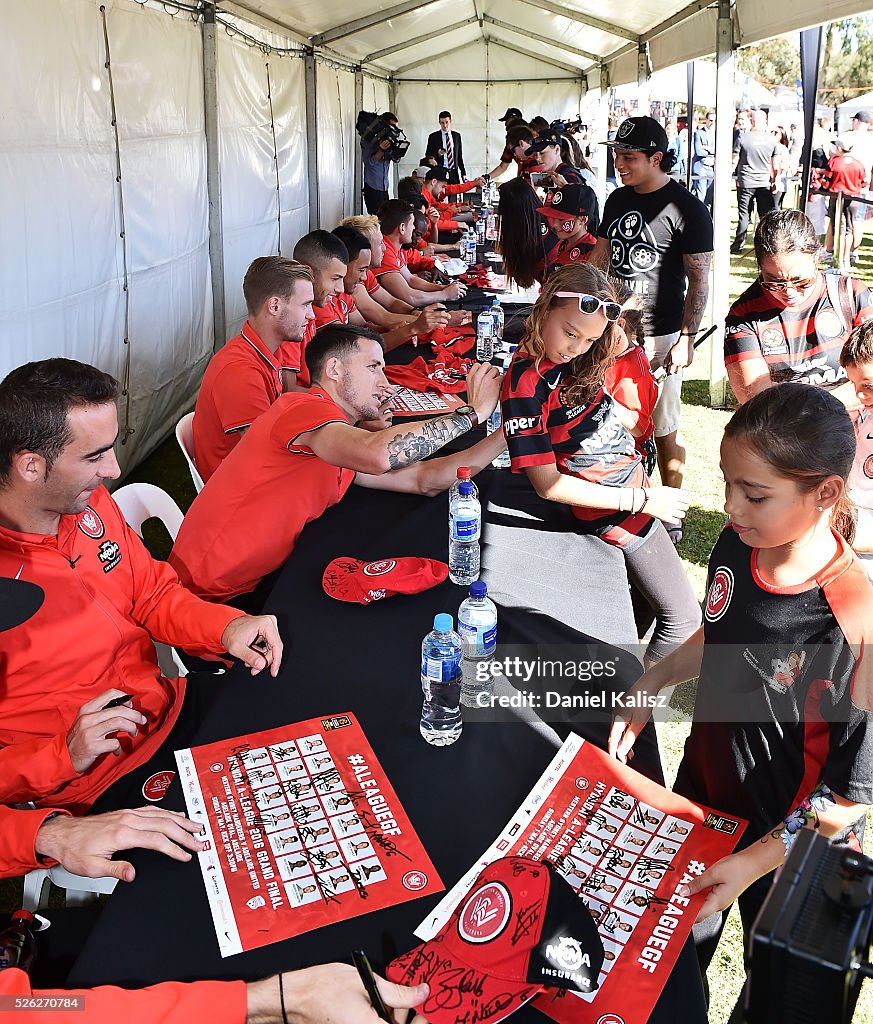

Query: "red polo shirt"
left=193, top=323, right=284, bottom=482
left=373, top=235, right=405, bottom=278
left=170, top=389, right=355, bottom=600
left=421, top=187, right=459, bottom=232
left=363, top=269, right=380, bottom=294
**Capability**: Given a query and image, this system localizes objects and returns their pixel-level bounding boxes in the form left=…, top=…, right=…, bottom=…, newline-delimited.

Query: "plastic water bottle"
left=486, top=209, right=499, bottom=241
left=449, top=466, right=479, bottom=504
left=475, top=216, right=486, bottom=244
left=487, top=403, right=511, bottom=469
left=466, top=229, right=478, bottom=265
left=449, top=480, right=481, bottom=585
left=458, top=582, right=498, bottom=707
left=420, top=614, right=463, bottom=746
left=476, top=307, right=495, bottom=361
left=491, top=298, right=504, bottom=341
left=0, top=910, right=37, bottom=972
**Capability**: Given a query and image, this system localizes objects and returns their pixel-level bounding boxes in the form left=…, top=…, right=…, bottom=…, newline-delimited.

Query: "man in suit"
left=425, top=111, right=465, bottom=185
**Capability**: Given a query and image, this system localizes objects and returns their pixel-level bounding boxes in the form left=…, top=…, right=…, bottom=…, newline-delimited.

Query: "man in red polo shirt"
left=283, top=231, right=350, bottom=390
left=374, top=200, right=466, bottom=307
left=170, top=324, right=504, bottom=603
left=0, top=359, right=281, bottom=814
left=193, top=258, right=314, bottom=482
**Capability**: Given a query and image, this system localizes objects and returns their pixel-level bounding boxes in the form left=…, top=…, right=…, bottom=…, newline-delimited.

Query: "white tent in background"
left=837, top=91, right=873, bottom=130
left=613, top=62, right=777, bottom=111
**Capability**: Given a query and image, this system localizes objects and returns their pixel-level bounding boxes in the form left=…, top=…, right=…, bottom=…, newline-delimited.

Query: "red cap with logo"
left=387, top=856, right=604, bottom=1024
left=322, top=556, right=448, bottom=605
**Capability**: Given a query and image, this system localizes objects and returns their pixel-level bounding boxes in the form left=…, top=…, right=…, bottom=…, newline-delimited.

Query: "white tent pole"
left=482, top=16, right=600, bottom=65
left=389, top=78, right=399, bottom=198
left=709, top=0, right=734, bottom=407
left=304, top=51, right=320, bottom=230
left=514, top=0, right=637, bottom=43
left=354, top=70, right=364, bottom=215
left=595, top=64, right=609, bottom=199
left=686, top=61, right=695, bottom=191
left=201, top=3, right=226, bottom=351
left=637, top=42, right=650, bottom=114
left=363, top=19, right=479, bottom=64
left=312, top=0, right=442, bottom=46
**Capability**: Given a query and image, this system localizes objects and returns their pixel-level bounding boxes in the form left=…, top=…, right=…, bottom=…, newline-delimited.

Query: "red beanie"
left=322, top=556, right=449, bottom=605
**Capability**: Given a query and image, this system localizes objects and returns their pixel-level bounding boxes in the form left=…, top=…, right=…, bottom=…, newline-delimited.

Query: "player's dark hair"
left=331, top=226, right=371, bottom=263
left=841, top=318, right=873, bottom=369
left=243, top=257, right=313, bottom=316
left=438, top=110, right=451, bottom=120
left=0, top=359, right=119, bottom=484
left=305, top=323, right=385, bottom=384
left=507, top=124, right=535, bottom=149
left=724, top=383, right=856, bottom=542
left=525, top=264, right=639, bottom=407
left=529, top=116, right=550, bottom=134
left=497, top=178, right=546, bottom=290
left=657, top=149, right=677, bottom=174
left=293, top=230, right=349, bottom=270
left=754, top=210, right=818, bottom=262
left=377, top=199, right=415, bottom=236
left=397, top=176, right=421, bottom=200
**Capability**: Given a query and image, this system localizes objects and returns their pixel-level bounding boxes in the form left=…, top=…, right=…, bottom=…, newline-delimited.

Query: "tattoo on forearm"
left=386, top=412, right=470, bottom=469
left=683, top=252, right=712, bottom=334
left=767, top=781, right=836, bottom=855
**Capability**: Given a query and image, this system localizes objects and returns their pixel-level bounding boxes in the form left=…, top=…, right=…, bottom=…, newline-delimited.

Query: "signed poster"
left=175, top=713, right=443, bottom=957
left=415, top=734, right=745, bottom=1024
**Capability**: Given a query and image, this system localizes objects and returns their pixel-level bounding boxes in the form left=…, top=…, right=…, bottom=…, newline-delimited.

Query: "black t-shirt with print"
left=598, top=180, right=713, bottom=335
left=674, top=526, right=873, bottom=844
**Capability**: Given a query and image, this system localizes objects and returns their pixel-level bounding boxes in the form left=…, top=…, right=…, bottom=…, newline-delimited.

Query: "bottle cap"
left=458, top=481, right=474, bottom=496
left=470, top=581, right=487, bottom=598
left=492, top=298, right=500, bottom=305
left=456, top=467, right=471, bottom=480
left=11, top=910, right=34, bottom=923
left=434, top=613, right=453, bottom=632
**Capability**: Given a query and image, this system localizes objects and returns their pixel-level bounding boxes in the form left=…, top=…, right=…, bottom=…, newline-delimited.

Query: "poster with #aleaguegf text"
left=175, top=712, right=443, bottom=957
left=416, top=734, right=746, bottom=1024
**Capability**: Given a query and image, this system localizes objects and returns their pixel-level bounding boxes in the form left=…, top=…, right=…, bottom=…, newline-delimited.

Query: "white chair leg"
left=21, top=869, right=50, bottom=911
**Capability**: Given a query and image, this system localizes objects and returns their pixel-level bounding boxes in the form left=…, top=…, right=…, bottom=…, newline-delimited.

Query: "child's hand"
left=645, top=486, right=690, bottom=526
left=607, top=688, right=656, bottom=763
left=678, top=853, right=754, bottom=922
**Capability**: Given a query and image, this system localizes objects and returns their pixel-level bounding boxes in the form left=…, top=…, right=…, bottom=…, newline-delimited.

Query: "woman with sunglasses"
left=725, top=209, right=873, bottom=406
left=501, top=264, right=700, bottom=664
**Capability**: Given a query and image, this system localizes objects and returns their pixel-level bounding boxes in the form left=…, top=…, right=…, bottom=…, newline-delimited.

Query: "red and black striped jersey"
left=724, top=273, right=873, bottom=390
left=542, top=232, right=596, bottom=281
left=675, top=525, right=873, bottom=843
left=501, top=350, right=647, bottom=538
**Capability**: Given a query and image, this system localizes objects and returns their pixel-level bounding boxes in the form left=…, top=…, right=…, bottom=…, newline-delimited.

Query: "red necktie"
left=445, top=132, right=454, bottom=170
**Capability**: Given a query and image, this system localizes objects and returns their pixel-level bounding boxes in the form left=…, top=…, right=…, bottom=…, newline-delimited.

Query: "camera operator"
left=362, top=111, right=399, bottom=214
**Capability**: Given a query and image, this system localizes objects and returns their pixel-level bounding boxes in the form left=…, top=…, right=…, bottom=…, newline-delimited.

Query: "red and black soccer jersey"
left=826, top=153, right=868, bottom=197
left=675, top=525, right=873, bottom=844
left=604, top=343, right=657, bottom=448
left=501, top=351, right=653, bottom=548
left=724, top=274, right=873, bottom=391
left=542, top=232, right=596, bottom=280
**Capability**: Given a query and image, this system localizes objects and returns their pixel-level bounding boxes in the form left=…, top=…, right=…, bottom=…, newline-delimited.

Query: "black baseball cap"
left=526, top=129, right=563, bottom=155
left=602, top=116, right=669, bottom=155
left=854, top=110, right=872, bottom=123
left=536, top=184, right=597, bottom=221
left=499, top=107, right=523, bottom=122
left=425, top=167, right=449, bottom=182
left=0, top=578, right=45, bottom=632
left=387, top=856, right=604, bottom=1024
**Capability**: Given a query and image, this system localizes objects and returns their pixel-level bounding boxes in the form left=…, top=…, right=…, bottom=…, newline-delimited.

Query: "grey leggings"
left=623, top=520, right=701, bottom=661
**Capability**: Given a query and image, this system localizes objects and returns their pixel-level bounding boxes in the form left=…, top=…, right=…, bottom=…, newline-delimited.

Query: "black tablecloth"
left=69, top=451, right=705, bottom=1023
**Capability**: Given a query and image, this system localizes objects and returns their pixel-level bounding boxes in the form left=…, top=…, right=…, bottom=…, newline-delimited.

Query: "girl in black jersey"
left=501, top=264, right=700, bottom=663
left=609, top=383, right=873, bottom=983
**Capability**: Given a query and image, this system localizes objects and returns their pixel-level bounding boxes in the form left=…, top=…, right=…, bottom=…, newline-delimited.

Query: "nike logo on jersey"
left=547, top=379, right=561, bottom=390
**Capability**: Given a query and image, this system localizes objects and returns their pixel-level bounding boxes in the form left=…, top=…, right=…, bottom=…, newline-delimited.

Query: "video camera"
left=550, top=118, right=587, bottom=136
left=744, top=829, right=873, bottom=1023
left=356, top=110, right=410, bottom=163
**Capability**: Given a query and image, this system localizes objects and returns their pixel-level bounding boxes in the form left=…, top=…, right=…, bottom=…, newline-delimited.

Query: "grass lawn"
left=4, top=209, right=873, bottom=1019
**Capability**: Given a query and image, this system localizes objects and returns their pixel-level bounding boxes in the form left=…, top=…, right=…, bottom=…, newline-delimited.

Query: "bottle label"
left=422, top=655, right=461, bottom=682
left=459, top=621, right=497, bottom=655
left=452, top=516, right=479, bottom=540
left=477, top=319, right=494, bottom=338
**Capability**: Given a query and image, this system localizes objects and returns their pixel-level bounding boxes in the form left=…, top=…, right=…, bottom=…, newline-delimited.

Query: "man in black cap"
left=525, top=129, right=586, bottom=187
left=591, top=116, right=713, bottom=517
left=486, top=108, right=527, bottom=180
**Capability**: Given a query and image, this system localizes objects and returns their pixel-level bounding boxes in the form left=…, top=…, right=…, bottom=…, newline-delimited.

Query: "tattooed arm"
left=663, top=250, right=712, bottom=373
left=299, top=362, right=501, bottom=478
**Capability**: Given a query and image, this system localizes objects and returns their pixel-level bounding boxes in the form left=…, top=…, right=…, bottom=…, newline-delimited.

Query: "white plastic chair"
left=175, top=411, right=205, bottom=493
left=113, top=483, right=188, bottom=679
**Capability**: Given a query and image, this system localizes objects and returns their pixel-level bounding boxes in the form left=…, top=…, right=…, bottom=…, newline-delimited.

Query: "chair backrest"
left=113, top=482, right=184, bottom=542
left=175, top=411, right=205, bottom=493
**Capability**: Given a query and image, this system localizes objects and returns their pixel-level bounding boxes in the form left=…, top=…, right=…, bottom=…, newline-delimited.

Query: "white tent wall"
left=316, top=64, right=357, bottom=227
left=394, top=64, right=584, bottom=181
left=0, top=0, right=213, bottom=473
left=218, top=34, right=308, bottom=339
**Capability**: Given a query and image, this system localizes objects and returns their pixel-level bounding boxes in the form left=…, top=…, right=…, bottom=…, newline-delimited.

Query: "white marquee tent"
left=3, top=0, right=871, bottom=470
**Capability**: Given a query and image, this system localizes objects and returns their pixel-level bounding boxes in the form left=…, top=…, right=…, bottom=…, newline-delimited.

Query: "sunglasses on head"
left=554, top=292, right=624, bottom=322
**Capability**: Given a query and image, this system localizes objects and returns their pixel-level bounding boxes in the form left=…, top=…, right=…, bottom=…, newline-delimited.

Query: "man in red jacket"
left=0, top=359, right=282, bottom=815
left=825, top=136, right=869, bottom=266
